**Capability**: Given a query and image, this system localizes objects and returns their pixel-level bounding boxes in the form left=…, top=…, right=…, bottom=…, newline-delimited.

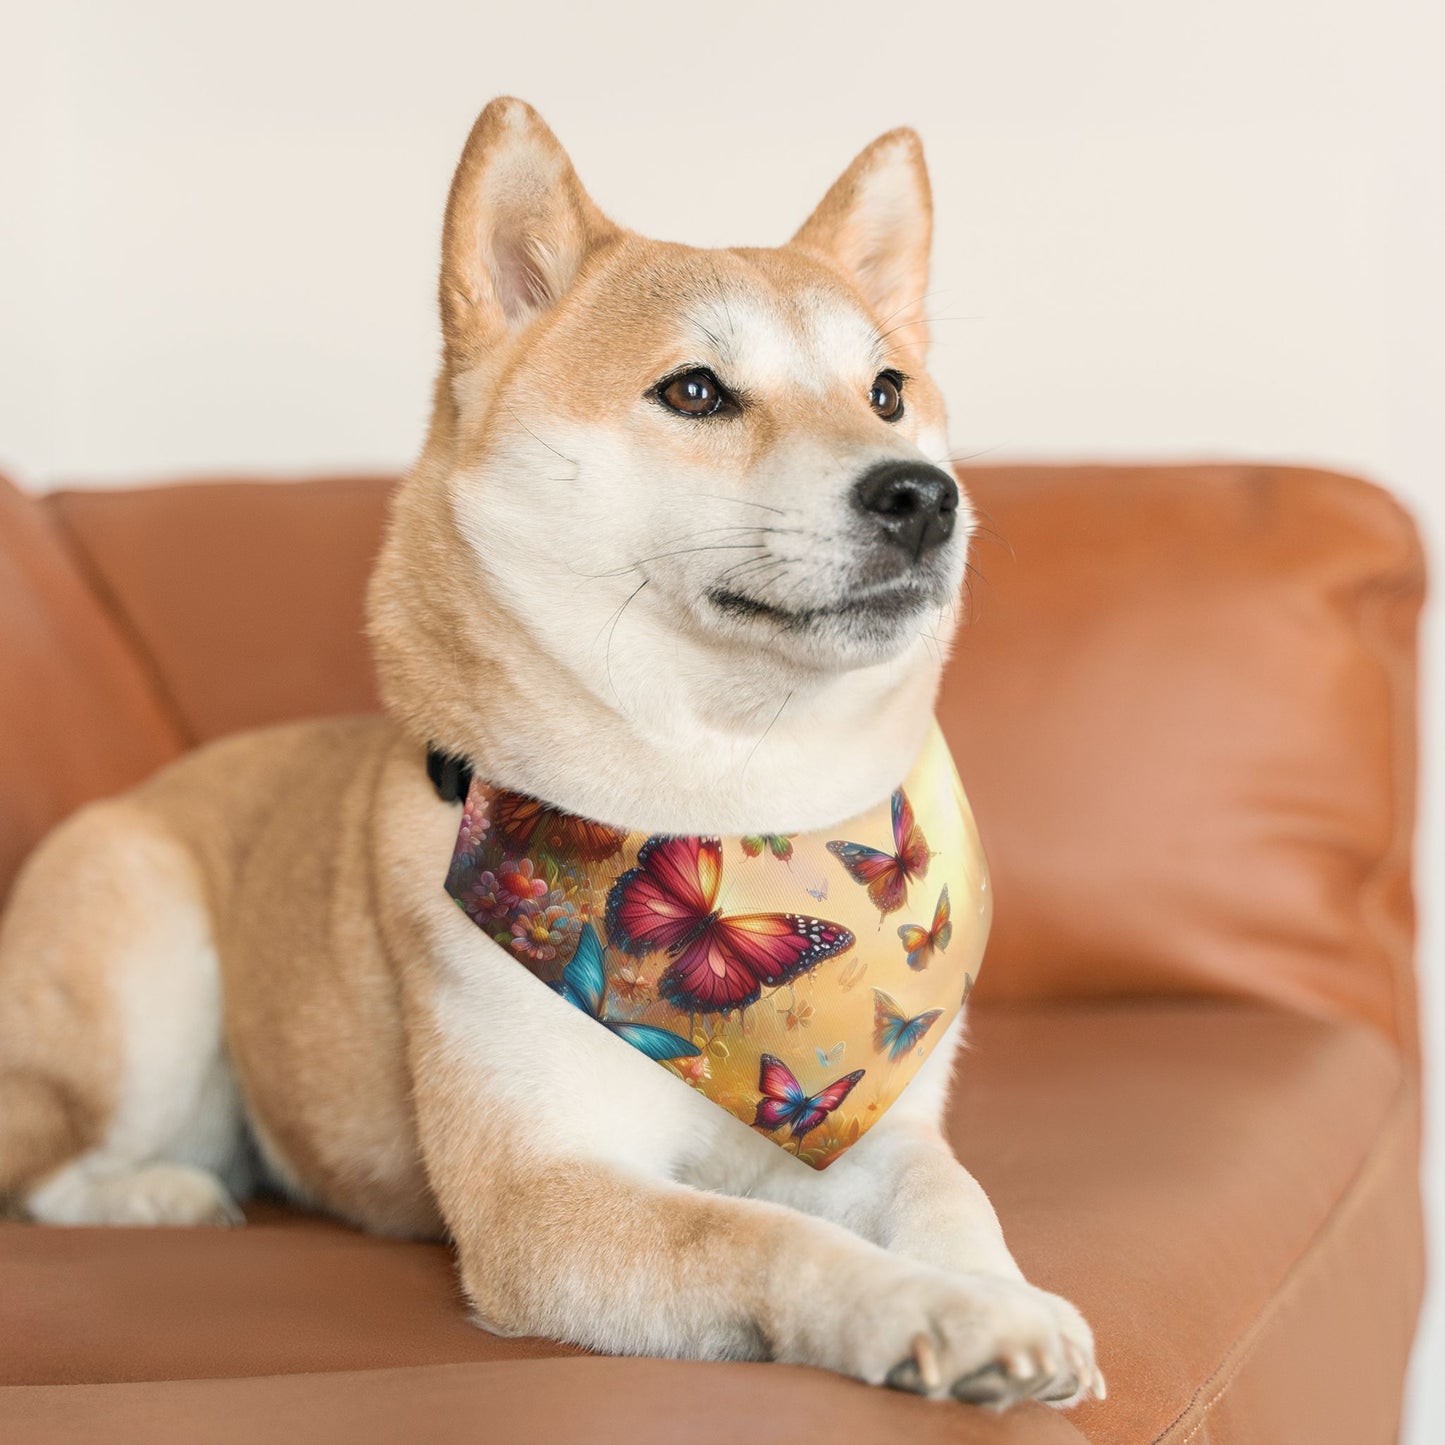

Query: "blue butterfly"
left=872, top=988, right=944, bottom=1061
left=550, top=924, right=701, bottom=1062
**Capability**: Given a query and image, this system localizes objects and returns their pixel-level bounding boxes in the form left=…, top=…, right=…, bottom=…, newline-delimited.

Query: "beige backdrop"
left=0, top=3, right=1440, bottom=1438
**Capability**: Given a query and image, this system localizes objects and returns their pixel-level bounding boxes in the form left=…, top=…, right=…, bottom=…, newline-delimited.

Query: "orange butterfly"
left=897, top=885, right=951, bottom=971
left=491, top=791, right=627, bottom=863
left=827, top=788, right=931, bottom=916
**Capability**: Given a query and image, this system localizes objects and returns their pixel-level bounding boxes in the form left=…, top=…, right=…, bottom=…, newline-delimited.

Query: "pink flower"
left=610, top=963, right=652, bottom=1004
left=508, top=903, right=581, bottom=963
left=465, top=870, right=511, bottom=924
left=675, top=1054, right=711, bottom=1085
left=456, top=794, right=491, bottom=856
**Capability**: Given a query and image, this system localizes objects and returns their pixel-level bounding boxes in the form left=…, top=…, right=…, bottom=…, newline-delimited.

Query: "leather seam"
left=43, top=497, right=199, bottom=749
left=1149, top=1078, right=1411, bottom=1444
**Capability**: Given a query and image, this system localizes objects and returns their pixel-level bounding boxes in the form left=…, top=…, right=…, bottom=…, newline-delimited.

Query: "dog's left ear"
left=790, top=129, right=933, bottom=352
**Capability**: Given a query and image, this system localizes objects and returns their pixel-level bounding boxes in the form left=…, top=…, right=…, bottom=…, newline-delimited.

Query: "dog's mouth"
left=705, top=579, right=936, bottom=632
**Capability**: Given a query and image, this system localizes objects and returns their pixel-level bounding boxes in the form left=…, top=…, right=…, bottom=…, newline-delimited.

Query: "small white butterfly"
left=815, top=1041, right=846, bottom=1068
left=789, top=858, right=830, bottom=903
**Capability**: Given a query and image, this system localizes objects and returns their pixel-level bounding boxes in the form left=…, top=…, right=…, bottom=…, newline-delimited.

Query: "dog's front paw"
left=1023, top=1287, right=1106, bottom=1409
left=828, top=1267, right=1104, bottom=1409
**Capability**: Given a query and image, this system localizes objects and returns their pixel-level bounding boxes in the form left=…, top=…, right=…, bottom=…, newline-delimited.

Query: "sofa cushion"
left=0, top=473, right=183, bottom=904
left=1, top=1358, right=1090, bottom=1445
left=0, top=1002, right=1417, bottom=1445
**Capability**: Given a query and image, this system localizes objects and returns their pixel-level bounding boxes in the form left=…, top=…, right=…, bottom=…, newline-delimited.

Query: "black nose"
left=852, top=460, right=960, bottom=559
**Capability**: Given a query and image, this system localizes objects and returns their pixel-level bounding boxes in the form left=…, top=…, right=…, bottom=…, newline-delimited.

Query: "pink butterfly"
left=827, top=787, right=932, bottom=916
left=605, top=837, right=854, bottom=1013
left=752, top=1054, right=865, bottom=1140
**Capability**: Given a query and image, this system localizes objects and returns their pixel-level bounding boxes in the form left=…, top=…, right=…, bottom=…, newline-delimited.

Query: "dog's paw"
left=25, top=1161, right=245, bottom=1227
left=830, top=1267, right=1103, bottom=1408
left=1027, top=1288, right=1106, bottom=1408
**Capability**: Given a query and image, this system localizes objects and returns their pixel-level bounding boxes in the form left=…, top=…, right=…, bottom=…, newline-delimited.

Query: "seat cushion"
left=0, top=1002, right=1419, bottom=1445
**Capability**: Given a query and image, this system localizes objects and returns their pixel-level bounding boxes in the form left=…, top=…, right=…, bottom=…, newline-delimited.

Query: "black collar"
left=425, top=746, right=473, bottom=804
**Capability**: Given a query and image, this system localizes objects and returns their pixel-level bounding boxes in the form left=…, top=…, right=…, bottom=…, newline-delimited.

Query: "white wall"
left=1, top=1, right=1440, bottom=1433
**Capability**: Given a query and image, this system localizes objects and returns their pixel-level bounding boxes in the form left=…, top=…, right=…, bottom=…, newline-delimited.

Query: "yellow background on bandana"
left=611, top=723, right=991, bottom=1169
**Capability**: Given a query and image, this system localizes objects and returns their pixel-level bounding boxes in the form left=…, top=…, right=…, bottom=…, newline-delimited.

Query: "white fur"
left=688, top=289, right=884, bottom=397
left=447, top=282, right=969, bottom=832
left=22, top=810, right=249, bottom=1225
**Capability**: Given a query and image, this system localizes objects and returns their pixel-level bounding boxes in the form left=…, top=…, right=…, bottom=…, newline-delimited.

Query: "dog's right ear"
left=439, top=98, right=617, bottom=366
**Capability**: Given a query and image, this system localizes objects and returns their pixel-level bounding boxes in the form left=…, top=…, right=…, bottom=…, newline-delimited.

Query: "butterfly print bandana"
left=442, top=722, right=990, bottom=1169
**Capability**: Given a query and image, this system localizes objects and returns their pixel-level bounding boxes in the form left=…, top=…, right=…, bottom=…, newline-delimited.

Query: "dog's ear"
left=439, top=98, right=618, bottom=365
left=790, top=129, right=933, bottom=351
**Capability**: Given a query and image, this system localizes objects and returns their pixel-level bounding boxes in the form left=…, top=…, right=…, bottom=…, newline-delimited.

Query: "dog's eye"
left=657, top=369, right=727, bottom=417
left=869, top=371, right=905, bottom=421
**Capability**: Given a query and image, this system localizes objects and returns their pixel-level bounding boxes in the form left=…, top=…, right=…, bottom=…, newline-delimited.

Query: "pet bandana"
left=440, top=722, right=989, bottom=1169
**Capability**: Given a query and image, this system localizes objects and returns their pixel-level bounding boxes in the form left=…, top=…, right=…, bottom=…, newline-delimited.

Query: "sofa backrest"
left=2, top=464, right=1422, bottom=1055
left=937, top=464, right=1422, bottom=1061
left=45, top=476, right=389, bottom=741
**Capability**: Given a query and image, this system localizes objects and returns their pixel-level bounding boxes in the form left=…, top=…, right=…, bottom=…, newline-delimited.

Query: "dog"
left=0, top=97, right=1101, bottom=1409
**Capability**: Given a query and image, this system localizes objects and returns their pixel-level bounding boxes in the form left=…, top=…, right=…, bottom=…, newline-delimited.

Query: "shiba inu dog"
left=0, top=98, right=1101, bottom=1408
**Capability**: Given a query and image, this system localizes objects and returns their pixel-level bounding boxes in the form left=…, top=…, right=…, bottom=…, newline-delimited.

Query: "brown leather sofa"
left=0, top=462, right=1426, bottom=1444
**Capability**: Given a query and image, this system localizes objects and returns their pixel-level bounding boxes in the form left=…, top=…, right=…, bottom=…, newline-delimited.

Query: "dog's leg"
left=753, top=1117, right=1102, bottom=1405
left=426, top=1131, right=1097, bottom=1401
left=407, top=993, right=1092, bottom=1404
left=0, top=800, right=247, bottom=1225
left=748, top=1027, right=1104, bottom=1406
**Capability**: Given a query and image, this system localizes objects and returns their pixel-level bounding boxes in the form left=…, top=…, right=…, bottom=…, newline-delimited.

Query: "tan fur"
left=0, top=98, right=1101, bottom=1405
left=0, top=805, right=154, bottom=1195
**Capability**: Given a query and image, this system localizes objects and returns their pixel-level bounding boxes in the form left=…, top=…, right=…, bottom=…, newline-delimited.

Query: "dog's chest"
left=436, top=723, right=990, bottom=1171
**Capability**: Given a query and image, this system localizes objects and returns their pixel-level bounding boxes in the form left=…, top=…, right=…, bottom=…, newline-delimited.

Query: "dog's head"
left=370, top=99, right=971, bottom=797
